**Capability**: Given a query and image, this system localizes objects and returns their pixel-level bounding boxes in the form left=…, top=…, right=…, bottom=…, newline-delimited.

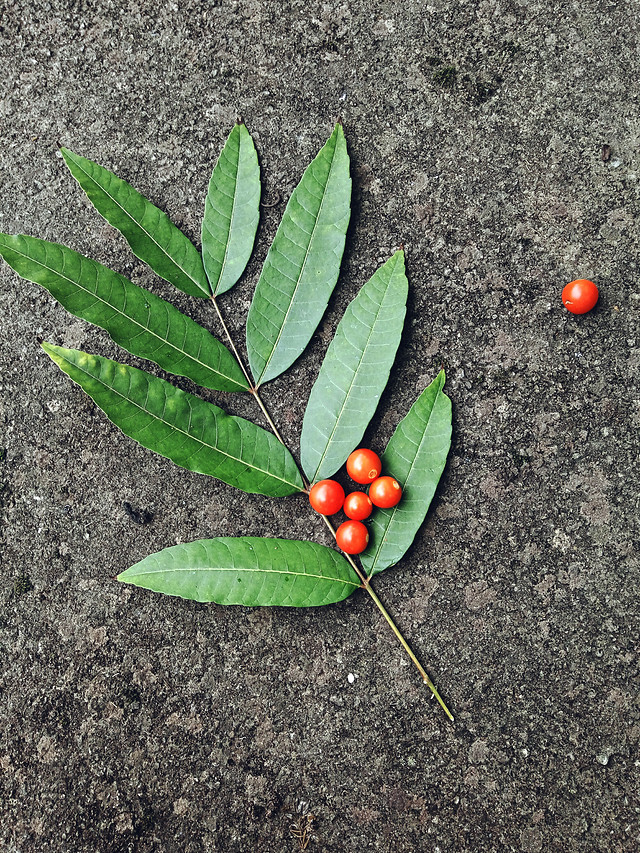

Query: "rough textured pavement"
left=1, top=1, right=639, bottom=851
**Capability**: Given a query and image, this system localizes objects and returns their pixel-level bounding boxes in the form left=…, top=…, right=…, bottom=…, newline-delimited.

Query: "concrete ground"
left=1, top=1, right=639, bottom=850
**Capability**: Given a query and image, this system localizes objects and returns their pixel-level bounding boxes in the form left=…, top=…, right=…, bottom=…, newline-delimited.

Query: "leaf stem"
left=210, top=295, right=452, bottom=721
left=319, top=513, right=453, bottom=721
left=249, top=388, right=292, bottom=459
left=364, top=583, right=453, bottom=721
left=210, top=295, right=303, bottom=478
left=210, top=296, right=253, bottom=387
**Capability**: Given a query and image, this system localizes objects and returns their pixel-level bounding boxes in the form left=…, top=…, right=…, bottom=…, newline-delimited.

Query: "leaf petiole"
left=210, top=295, right=254, bottom=388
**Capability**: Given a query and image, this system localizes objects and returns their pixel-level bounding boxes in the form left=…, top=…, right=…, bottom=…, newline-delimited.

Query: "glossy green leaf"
left=360, top=371, right=452, bottom=577
left=246, top=123, right=351, bottom=386
left=118, top=537, right=361, bottom=606
left=42, top=344, right=304, bottom=496
left=300, top=250, right=408, bottom=483
left=61, top=147, right=210, bottom=298
left=0, top=234, right=248, bottom=393
left=202, top=123, right=260, bottom=296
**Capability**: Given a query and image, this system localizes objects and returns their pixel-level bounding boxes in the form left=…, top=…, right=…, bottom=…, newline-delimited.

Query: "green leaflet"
left=118, top=537, right=361, bottom=606
left=202, top=123, right=261, bottom=296
left=246, top=123, right=351, bottom=386
left=42, top=344, right=304, bottom=497
left=300, top=250, right=408, bottom=483
left=0, top=233, right=248, bottom=393
left=360, top=371, right=452, bottom=577
left=61, top=147, right=210, bottom=298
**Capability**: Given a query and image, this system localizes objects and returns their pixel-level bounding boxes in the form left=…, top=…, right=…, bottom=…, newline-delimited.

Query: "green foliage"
left=360, top=371, right=452, bottom=577
left=202, top=122, right=261, bottom=297
left=118, top=537, right=361, bottom=606
left=1, top=122, right=454, bottom=713
left=0, top=234, right=248, bottom=392
left=61, top=147, right=210, bottom=298
left=300, top=250, right=408, bottom=483
left=42, top=344, right=303, bottom=497
left=246, top=123, right=351, bottom=386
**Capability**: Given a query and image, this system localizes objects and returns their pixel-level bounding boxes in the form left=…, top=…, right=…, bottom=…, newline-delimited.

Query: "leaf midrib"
left=59, top=353, right=301, bottom=490
left=211, top=131, right=241, bottom=296
left=256, top=133, right=341, bottom=386
left=7, top=241, right=242, bottom=388
left=65, top=152, right=207, bottom=294
left=130, top=563, right=361, bottom=587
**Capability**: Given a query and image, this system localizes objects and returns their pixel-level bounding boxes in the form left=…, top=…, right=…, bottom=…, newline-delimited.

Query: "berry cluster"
left=308, top=449, right=403, bottom=555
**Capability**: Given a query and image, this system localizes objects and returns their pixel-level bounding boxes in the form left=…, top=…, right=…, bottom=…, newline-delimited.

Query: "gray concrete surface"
left=1, top=1, right=639, bottom=850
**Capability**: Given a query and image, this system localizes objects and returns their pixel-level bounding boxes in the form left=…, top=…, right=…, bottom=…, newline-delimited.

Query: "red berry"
left=562, top=279, right=599, bottom=314
left=336, top=520, right=369, bottom=555
left=346, top=448, right=382, bottom=484
left=308, top=479, right=345, bottom=515
left=369, top=476, right=402, bottom=508
left=343, top=491, right=373, bottom=521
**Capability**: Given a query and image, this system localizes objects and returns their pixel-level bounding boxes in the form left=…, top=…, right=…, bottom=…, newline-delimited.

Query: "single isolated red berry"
left=308, top=479, right=345, bottom=516
left=343, top=491, right=373, bottom=521
left=562, top=279, right=599, bottom=314
left=369, top=475, right=402, bottom=508
left=346, top=448, right=382, bottom=485
left=335, top=519, right=369, bottom=555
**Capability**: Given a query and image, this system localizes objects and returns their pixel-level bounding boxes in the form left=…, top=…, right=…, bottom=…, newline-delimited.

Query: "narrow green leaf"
left=360, top=371, right=452, bottom=577
left=202, top=123, right=260, bottom=296
left=0, top=234, right=248, bottom=393
left=118, top=537, right=361, bottom=606
left=246, top=123, right=351, bottom=386
left=61, top=147, right=210, bottom=298
left=300, top=250, right=408, bottom=483
left=42, top=344, right=304, bottom=496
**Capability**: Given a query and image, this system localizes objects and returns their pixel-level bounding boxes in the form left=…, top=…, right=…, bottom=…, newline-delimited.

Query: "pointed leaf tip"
left=42, top=344, right=304, bottom=496
left=3, top=234, right=247, bottom=392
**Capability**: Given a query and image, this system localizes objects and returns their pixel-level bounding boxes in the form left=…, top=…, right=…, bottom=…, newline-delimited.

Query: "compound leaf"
left=246, top=123, right=351, bottom=386
left=0, top=233, right=248, bottom=393
left=300, top=250, right=408, bottom=483
left=61, top=147, right=210, bottom=298
left=202, top=123, right=261, bottom=296
left=42, top=344, right=304, bottom=496
left=118, top=537, right=361, bottom=606
left=360, top=371, right=452, bottom=576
